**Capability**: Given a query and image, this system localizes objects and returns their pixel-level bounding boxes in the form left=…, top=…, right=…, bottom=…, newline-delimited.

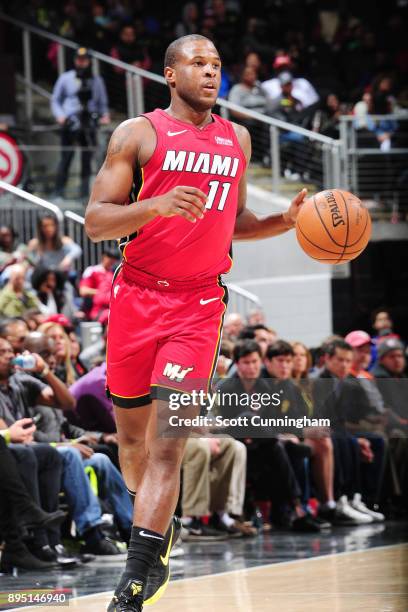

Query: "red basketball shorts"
left=106, top=267, right=228, bottom=408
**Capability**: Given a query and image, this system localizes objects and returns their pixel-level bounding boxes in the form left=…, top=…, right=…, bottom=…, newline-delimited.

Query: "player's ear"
left=164, top=66, right=176, bottom=88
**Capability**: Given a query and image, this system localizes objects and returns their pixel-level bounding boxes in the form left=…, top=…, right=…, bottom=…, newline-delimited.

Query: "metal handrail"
left=340, top=113, right=408, bottom=121
left=0, top=180, right=64, bottom=222
left=0, top=11, right=339, bottom=147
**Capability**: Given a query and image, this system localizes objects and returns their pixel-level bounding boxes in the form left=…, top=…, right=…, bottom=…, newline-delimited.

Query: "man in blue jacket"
left=51, top=47, right=110, bottom=199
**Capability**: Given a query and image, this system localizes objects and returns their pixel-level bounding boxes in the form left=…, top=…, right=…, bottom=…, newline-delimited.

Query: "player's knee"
left=150, top=442, right=184, bottom=468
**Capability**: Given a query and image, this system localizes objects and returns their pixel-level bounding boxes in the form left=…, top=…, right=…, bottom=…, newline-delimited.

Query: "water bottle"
left=12, top=355, right=37, bottom=370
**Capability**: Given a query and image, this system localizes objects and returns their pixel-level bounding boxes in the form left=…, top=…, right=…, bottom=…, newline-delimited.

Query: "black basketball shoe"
left=143, top=516, right=182, bottom=606
left=107, top=579, right=144, bottom=611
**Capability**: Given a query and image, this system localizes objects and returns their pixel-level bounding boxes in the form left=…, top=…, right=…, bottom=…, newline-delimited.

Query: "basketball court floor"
left=5, top=521, right=408, bottom=611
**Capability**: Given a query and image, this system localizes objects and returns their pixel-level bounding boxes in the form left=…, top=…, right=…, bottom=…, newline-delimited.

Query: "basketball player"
left=85, top=34, right=307, bottom=612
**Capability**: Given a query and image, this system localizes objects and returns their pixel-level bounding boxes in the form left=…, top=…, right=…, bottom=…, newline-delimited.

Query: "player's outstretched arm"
left=85, top=118, right=207, bottom=242
left=232, top=123, right=307, bottom=240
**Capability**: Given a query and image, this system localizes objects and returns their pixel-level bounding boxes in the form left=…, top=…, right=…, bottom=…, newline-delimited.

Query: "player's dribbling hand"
left=153, top=186, right=207, bottom=223
left=283, top=188, right=308, bottom=225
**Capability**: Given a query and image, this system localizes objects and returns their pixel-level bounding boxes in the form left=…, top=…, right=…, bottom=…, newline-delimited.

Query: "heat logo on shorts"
left=163, top=362, right=194, bottom=382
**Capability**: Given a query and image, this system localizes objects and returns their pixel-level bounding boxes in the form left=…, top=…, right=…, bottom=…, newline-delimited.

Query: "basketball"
left=296, top=189, right=372, bottom=264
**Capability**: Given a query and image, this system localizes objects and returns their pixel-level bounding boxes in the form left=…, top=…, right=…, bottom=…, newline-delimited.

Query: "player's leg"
left=108, top=400, right=186, bottom=611
left=114, top=404, right=152, bottom=499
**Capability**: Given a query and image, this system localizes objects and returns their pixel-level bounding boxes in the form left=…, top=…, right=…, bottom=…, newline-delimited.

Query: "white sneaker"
left=334, top=495, right=373, bottom=525
left=350, top=493, right=385, bottom=522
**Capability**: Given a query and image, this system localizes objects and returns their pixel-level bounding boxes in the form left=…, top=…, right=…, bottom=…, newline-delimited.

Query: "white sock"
left=217, top=511, right=235, bottom=527
left=181, top=516, right=193, bottom=526
left=321, top=500, right=336, bottom=510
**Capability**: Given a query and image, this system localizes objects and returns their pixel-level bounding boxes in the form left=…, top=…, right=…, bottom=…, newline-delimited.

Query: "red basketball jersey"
left=121, top=109, right=246, bottom=281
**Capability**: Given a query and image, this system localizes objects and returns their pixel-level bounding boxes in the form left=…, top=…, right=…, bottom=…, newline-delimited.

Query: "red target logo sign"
left=0, top=132, right=23, bottom=186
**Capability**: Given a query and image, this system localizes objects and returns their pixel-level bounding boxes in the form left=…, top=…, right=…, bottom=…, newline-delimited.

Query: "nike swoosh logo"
left=200, top=297, right=220, bottom=305
left=139, top=530, right=164, bottom=540
left=167, top=129, right=188, bottom=137
left=160, top=525, right=173, bottom=566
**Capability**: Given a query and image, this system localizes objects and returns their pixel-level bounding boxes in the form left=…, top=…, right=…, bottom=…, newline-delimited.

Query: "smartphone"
left=23, top=414, right=42, bottom=428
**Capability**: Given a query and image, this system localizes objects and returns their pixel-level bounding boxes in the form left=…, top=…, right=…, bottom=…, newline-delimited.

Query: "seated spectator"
left=31, top=266, right=77, bottom=320
left=0, top=335, right=125, bottom=556
left=38, top=321, right=77, bottom=385
left=69, top=361, right=116, bottom=433
left=213, top=339, right=234, bottom=384
left=312, top=93, right=345, bottom=139
left=246, top=308, right=266, bottom=326
left=110, top=24, right=151, bottom=70
left=0, top=435, right=68, bottom=571
left=79, top=248, right=119, bottom=322
left=0, top=317, right=30, bottom=354
left=175, top=2, right=200, bottom=38
left=228, top=66, right=268, bottom=162
left=372, top=338, right=408, bottom=511
left=181, top=436, right=247, bottom=540
left=370, top=308, right=401, bottom=368
left=262, top=53, right=319, bottom=109
left=315, top=339, right=385, bottom=522
left=0, top=225, right=30, bottom=276
left=228, top=66, right=267, bottom=117
left=0, top=336, right=81, bottom=564
left=218, top=340, right=321, bottom=532
left=223, top=312, right=244, bottom=342
left=264, top=340, right=337, bottom=526
left=0, top=265, right=41, bottom=317
left=27, top=212, right=82, bottom=275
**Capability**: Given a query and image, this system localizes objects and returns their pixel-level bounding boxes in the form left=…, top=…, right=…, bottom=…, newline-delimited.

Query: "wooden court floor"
left=15, top=543, right=408, bottom=612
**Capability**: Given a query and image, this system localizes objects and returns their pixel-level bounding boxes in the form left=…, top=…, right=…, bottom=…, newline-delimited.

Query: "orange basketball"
left=295, top=189, right=372, bottom=264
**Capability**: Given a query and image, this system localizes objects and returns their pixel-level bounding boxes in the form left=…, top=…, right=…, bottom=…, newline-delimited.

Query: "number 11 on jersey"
left=206, top=180, right=232, bottom=211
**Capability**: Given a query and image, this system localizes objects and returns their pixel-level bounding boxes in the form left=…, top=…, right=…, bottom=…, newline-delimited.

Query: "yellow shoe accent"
left=159, top=524, right=173, bottom=567
left=143, top=568, right=171, bottom=606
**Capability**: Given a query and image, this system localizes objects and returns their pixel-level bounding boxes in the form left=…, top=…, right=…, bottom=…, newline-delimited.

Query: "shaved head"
left=164, top=35, right=215, bottom=69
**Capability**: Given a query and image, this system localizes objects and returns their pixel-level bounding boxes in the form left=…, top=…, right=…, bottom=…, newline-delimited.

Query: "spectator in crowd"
left=0, top=317, right=30, bottom=354
left=0, top=334, right=125, bottom=556
left=218, top=340, right=322, bottom=532
left=312, top=93, right=345, bottom=139
left=175, top=2, right=200, bottom=38
left=31, top=266, right=77, bottom=320
left=69, top=361, right=116, bottom=433
left=262, top=53, right=319, bottom=109
left=228, top=66, right=268, bottom=162
left=228, top=66, right=267, bottom=117
left=316, top=339, right=385, bottom=522
left=181, top=437, right=242, bottom=540
left=246, top=308, right=266, bottom=326
left=51, top=47, right=110, bottom=199
left=27, top=213, right=82, bottom=274
left=372, top=338, right=408, bottom=510
left=0, top=336, right=81, bottom=564
left=370, top=308, right=401, bottom=368
left=264, top=341, right=337, bottom=526
left=38, top=321, right=77, bottom=385
left=223, top=312, right=244, bottom=342
left=0, top=435, right=68, bottom=571
left=110, top=24, right=151, bottom=69
left=0, top=225, right=30, bottom=276
left=0, top=265, right=41, bottom=318
left=79, top=248, right=119, bottom=322
left=213, top=340, right=233, bottom=385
